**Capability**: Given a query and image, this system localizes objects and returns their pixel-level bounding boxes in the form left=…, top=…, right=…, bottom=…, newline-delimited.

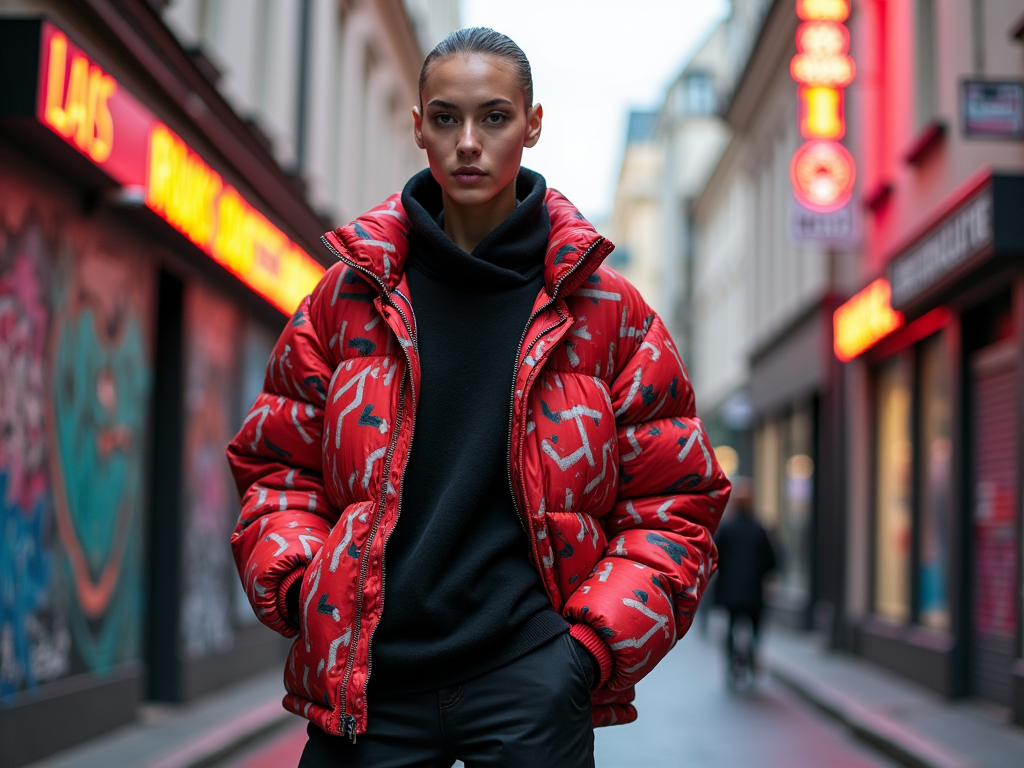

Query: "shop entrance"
left=967, top=297, right=1019, bottom=707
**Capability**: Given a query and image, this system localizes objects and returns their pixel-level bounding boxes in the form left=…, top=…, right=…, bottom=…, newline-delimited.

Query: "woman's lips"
left=453, top=168, right=487, bottom=183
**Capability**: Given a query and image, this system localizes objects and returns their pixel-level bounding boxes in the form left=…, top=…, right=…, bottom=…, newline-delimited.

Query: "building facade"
left=837, top=0, right=1024, bottom=722
left=606, top=111, right=661, bottom=309
left=0, top=2, right=454, bottom=765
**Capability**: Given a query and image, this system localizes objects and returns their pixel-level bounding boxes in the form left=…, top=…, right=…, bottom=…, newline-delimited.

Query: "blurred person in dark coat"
left=713, top=477, right=776, bottom=685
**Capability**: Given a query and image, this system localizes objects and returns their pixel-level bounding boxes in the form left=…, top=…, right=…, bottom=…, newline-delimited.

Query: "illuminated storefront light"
left=833, top=278, right=904, bottom=361
left=34, top=21, right=323, bottom=316
left=791, top=0, right=856, bottom=212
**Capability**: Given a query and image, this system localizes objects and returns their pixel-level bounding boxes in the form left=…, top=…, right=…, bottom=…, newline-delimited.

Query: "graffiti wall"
left=180, top=285, right=242, bottom=658
left=0, top=204, right=153, bottom=702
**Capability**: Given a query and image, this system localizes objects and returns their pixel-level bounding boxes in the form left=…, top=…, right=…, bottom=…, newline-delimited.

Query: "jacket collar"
left=323, top=188, right=614, bottom=299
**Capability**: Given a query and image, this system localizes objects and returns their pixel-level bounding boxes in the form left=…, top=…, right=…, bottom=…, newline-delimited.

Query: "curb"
left=766, top=651, right=980, bottom=768
left=142, top=701, right=294, bottom=768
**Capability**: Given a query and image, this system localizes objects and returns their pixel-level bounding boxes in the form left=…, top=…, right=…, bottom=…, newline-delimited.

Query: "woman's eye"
left=435, top=114, right=455, bottom=125
left=485, top=113, right=506, bottom=124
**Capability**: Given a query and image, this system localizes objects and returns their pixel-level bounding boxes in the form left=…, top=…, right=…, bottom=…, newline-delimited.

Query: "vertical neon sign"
left=790, top=0, right=856, bottom=212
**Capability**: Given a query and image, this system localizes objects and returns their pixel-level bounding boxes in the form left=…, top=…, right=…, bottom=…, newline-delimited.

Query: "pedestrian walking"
left=227, top=27, right=730, bottom=767
left=713, top=478, right=776, bottom=688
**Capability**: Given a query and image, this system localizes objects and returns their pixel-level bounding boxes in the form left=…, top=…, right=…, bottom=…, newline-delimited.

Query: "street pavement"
left=219, top=620, right=896, bottom=768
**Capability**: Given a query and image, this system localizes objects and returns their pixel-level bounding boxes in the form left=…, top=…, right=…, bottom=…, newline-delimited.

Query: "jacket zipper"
left=358, top=292, right=417, bottom=740
left=321, top=236, right=417, bottom=742
left=505, top=238, right=605, bottom=550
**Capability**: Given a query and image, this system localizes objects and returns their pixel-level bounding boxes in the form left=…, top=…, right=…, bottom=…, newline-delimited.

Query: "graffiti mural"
left=0, top=212, right=152, bottom=702
left=49, top=237, right=152, bottom=676
left=180, top=286, right=241, bottom=657
left=0, top=223, right=70, bottom=700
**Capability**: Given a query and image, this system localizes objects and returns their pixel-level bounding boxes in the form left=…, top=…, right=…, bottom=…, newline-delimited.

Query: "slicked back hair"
left=418, top=27, right=533, bottom=107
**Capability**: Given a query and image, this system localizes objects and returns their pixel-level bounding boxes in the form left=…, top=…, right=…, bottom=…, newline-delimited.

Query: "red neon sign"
left=791, top=140, right=856, bottom=211
left=791, top=0, right=855, bottom=211
left=833, top=279, right=904, bottom=361
left=35, top=22, right=323, bottom=315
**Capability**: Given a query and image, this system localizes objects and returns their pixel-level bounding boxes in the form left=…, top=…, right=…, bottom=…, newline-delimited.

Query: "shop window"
left=781, top=407, right=814, bottom=601
left=874, top=357, right=913, bottom=623
left=754, top=407, right=814, bottom=608
left=754, top=421, right=781, bottom=531
left=917, top=334, right=951, bottom=630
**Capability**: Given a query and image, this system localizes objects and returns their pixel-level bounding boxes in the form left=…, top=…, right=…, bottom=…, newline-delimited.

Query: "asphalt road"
left=220, top=618, right=895, bottom=768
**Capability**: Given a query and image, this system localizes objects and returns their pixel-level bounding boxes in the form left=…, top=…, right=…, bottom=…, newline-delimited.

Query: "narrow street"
left=219, top=621, right=895, bottom=768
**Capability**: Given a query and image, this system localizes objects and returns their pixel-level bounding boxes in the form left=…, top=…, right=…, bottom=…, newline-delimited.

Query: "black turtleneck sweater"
left=368, top=168, right=568, bottom=693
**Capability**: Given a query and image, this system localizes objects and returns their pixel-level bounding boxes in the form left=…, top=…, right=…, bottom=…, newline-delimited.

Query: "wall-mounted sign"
left=789, top=194, right=859, bottom=247
left=790, top=0, right=856, bottom=212
left=833, top=278, right=903, bottom=362
left=961, top=80, right=1024, bottom=139
left=888, top=186, right=993, bottom=309
left=13, top=20, right=324, bottom=315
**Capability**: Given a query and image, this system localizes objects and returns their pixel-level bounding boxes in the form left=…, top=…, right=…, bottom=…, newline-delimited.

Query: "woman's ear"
left=412, top=105, right=425, bottom=149
left=524, top=103, right=543, bottom=149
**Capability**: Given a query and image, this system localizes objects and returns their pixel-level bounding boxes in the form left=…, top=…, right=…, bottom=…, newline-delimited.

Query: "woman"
left=228, top=27, right=730, bottom=768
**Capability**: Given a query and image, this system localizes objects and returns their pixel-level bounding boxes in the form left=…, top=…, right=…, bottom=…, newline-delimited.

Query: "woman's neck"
left=441, top=176, right=518, bottom=253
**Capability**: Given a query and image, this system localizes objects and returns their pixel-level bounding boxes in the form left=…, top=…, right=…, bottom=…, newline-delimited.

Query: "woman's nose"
left=456, top=124, right=481, bottom=155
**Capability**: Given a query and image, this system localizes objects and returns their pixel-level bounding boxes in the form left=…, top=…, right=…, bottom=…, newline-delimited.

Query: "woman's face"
left=413, top=53, right=542, bottom=208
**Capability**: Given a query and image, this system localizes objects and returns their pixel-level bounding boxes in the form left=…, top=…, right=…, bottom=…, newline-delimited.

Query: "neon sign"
left=147, top=124, right=324, bottom=314
left=34, top=21, right=323, bottom=315
left=791, top=0, right=856, bottom=211
left=833, top=279, right=904, bottom=361
left=42, top=29, right=116, bottom=163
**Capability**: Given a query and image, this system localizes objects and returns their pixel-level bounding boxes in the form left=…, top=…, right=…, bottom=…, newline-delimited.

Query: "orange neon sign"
left=42, top=29, right=116, bottom=163
left=833, top=279, right=904, bottom=361
left=791, top=0, right=855, bottom=211
left=146, top=124, right=324, bottom=315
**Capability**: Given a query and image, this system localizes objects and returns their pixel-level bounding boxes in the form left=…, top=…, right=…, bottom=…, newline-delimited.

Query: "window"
left=915, top=0, right=938, bottom=130
left=917, top=334, right=951, bottom=629
left=874, top=357, right=913, bottom=622
left=682, top=73, right=716, bottom=116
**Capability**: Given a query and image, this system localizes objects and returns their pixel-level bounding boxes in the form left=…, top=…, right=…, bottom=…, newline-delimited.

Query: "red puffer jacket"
left=228, top=188, right=730, bottom=739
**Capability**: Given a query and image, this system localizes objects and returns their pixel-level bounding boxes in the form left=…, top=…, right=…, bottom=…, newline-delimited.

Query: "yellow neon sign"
left=833, top=279, right=904, bottom=361
left=797, top=0, right=850, bottom=22
left=146, top=124, right=323, bottom=314
left=43, top=30, right=116, bottom=163
left=800, top=85, right=844, bottom=139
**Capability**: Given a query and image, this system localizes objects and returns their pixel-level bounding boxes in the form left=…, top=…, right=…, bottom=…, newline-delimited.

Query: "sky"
left=459, top=0, right=730, bottom=221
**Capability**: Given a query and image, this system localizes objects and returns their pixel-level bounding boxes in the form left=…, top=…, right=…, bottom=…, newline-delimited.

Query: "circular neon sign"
left=790, top=140, right=855, bottom=212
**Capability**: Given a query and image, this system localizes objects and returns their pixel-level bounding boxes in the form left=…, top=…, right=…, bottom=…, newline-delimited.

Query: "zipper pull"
left=342, top=714, right=357, bottom=743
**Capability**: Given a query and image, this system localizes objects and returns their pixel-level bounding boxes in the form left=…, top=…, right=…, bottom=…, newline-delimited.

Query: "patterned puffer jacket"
left=228, top=188, right=731, bottom=740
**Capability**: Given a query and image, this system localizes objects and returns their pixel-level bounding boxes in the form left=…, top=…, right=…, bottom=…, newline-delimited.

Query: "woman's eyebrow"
left=479, top=98, right=514, bottom=108
left=426, top=99, right=459, bottom=109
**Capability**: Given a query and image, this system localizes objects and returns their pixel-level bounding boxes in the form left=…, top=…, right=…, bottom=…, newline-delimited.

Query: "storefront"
left=0, top=15, right=327, bottom=766
left=750, top=301, right=845, bottom=633
left=836, top=171, right=1024, bottom=723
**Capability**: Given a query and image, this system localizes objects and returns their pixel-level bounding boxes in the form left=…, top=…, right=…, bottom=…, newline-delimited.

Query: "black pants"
left=299, top=633, right=595, bottom=768
left=726, top=606, right=763, bottom=669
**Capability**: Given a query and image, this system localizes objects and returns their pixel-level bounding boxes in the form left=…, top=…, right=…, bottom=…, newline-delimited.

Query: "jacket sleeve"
left=227, top=280, right=339, bottom=637
left=563, top=288, right=730, bottom=691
